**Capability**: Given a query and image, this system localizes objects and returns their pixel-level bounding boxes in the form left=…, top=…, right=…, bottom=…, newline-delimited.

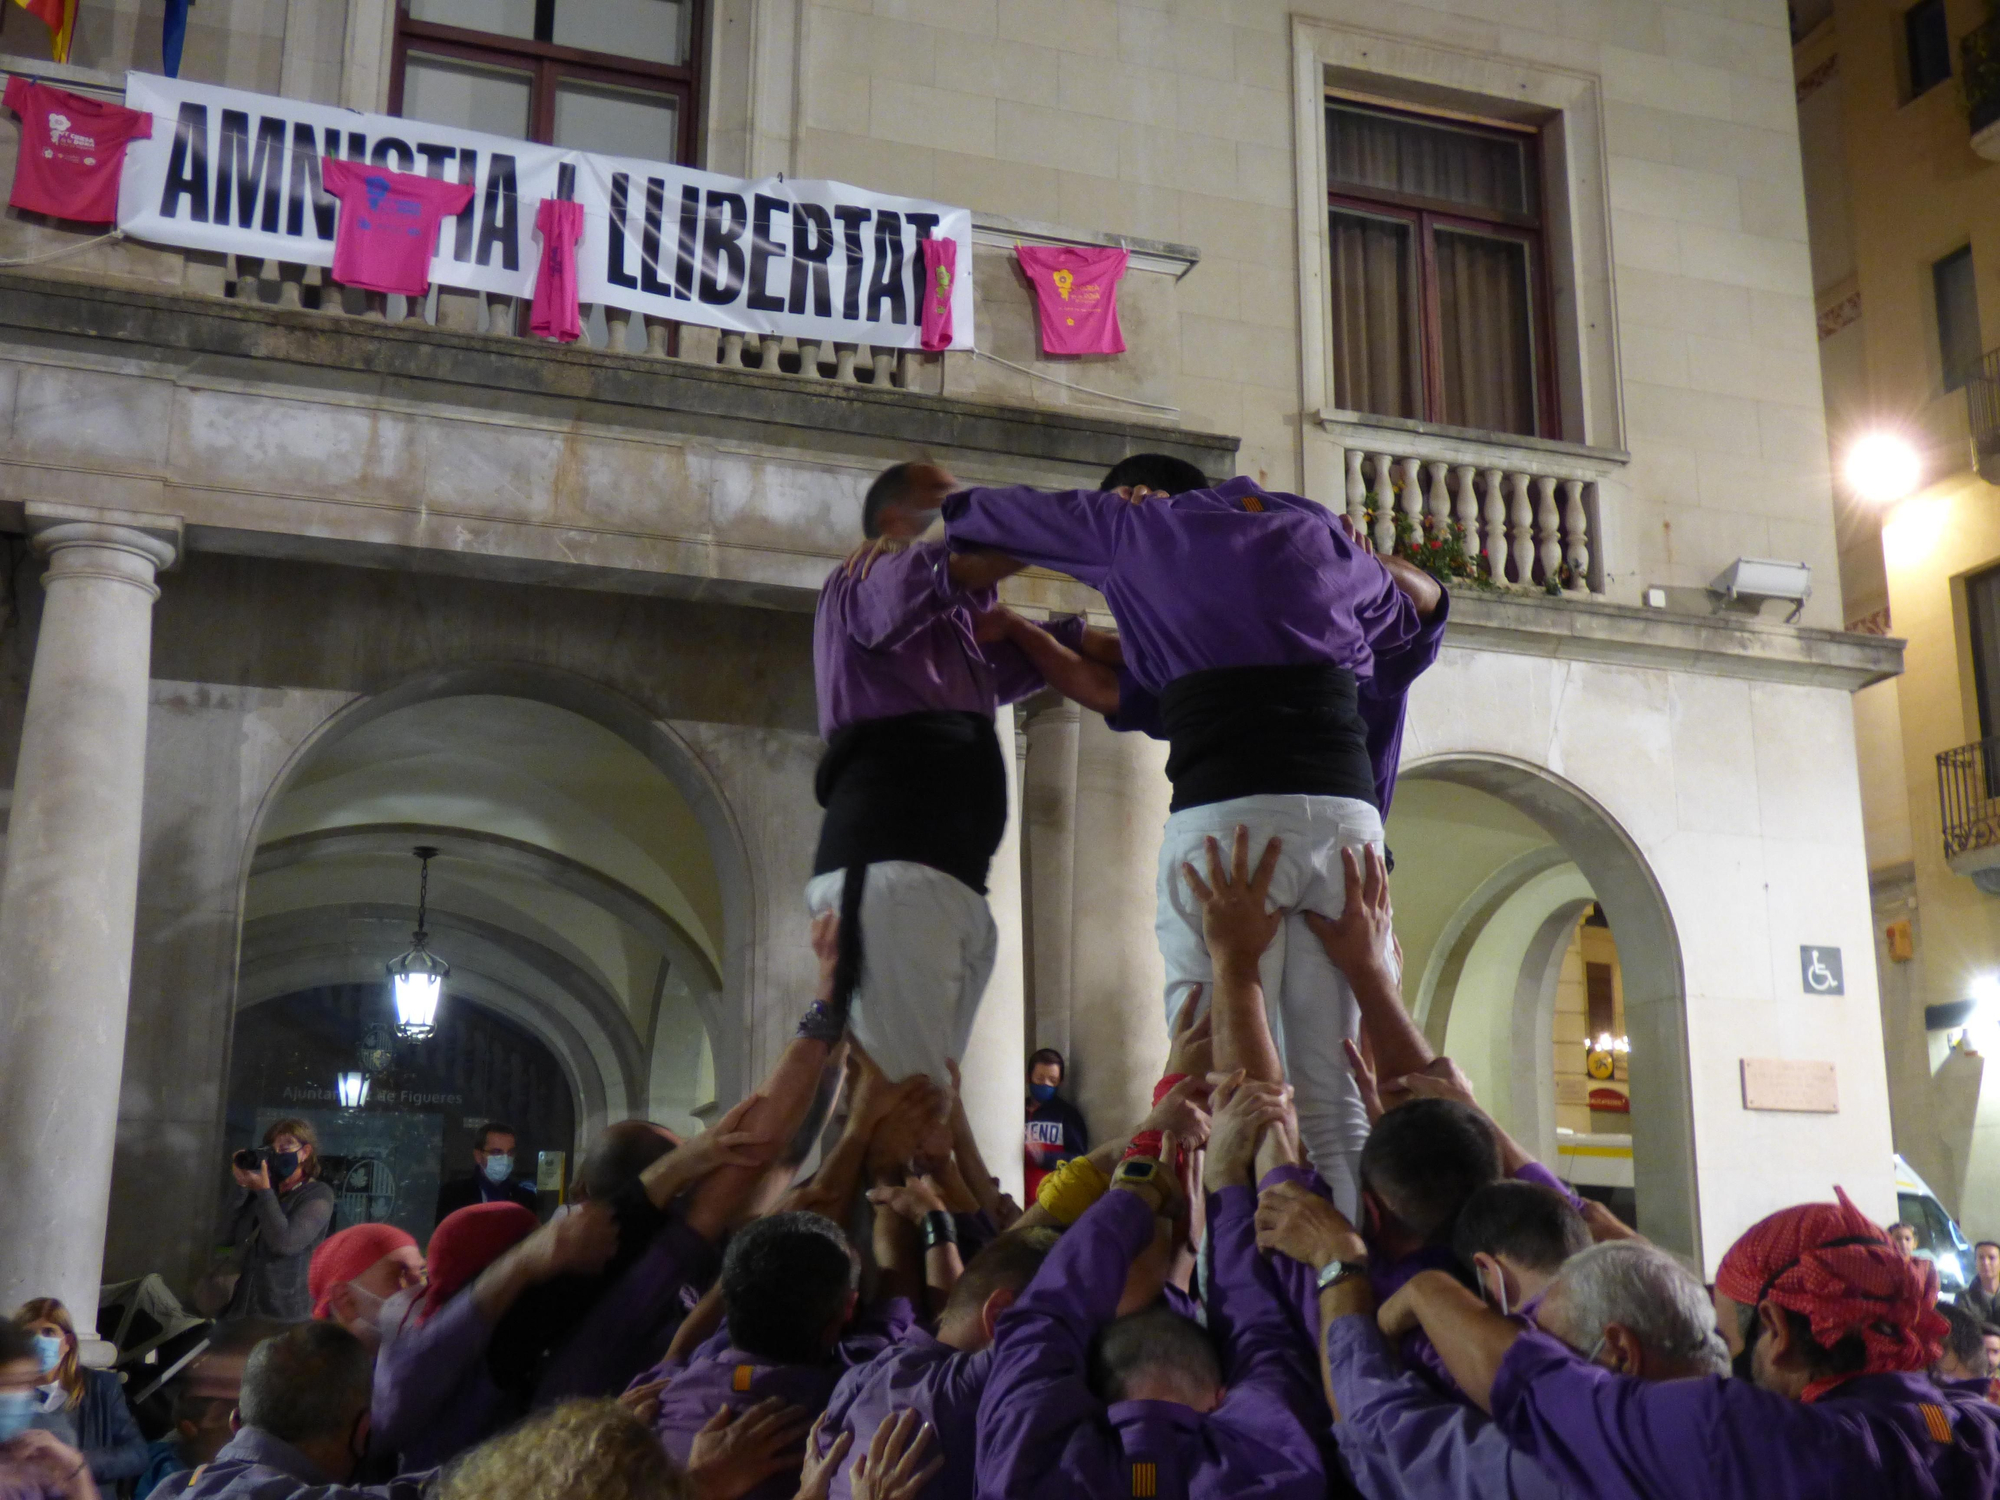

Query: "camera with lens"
left=232, top=1147, right=269, bottom=1172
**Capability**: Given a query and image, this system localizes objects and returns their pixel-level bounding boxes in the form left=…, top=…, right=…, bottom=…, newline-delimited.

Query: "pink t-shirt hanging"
left=919, top=237, right=956, bottom=351
left=1016, top=244, right=1128, bottom=356
left=530, top=198, right=584, bottom=343
left=3, top=77, right=151, bottom=224
left=320, top=158, right=474, bottom=297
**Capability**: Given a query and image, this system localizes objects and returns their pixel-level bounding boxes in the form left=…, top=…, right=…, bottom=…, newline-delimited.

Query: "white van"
left=1894, top=1153, right=1974, bottom=1294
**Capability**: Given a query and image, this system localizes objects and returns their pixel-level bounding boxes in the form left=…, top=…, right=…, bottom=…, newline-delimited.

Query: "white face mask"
left=334, top=1282, right=385, bottom=1335
left=482, top=1154, right=513, bottom=1184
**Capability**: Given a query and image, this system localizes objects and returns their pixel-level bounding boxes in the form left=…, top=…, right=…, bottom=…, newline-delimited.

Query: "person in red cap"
left=1366, top=1185, right=2000, bottom=1499
left=309, top=1226, right=424, bottom=1350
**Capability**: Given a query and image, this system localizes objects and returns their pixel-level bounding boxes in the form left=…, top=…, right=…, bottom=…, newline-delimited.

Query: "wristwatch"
left=1316, top=1256, right=1370, bottom=1291
left=1111, top=1157, right=1168, bottom=1207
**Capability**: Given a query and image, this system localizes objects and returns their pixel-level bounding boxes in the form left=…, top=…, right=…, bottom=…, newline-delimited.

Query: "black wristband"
left=921, top=1210, right=958, bottom=1251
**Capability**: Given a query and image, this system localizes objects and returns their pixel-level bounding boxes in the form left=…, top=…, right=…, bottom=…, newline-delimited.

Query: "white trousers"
left=805, top=861, right=997, bottom=1087
left=1156, top=792, right=1386, bottom=1217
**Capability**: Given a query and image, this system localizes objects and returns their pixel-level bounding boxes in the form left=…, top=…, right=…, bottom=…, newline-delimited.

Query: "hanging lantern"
left=336, top=1070, right=370, bottom=1109
left=387, top=845, right=449, bottom=1039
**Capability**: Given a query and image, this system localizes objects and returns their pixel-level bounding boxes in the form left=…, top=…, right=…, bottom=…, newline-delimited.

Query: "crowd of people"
left=4, top=455, right=1998, bottom=1499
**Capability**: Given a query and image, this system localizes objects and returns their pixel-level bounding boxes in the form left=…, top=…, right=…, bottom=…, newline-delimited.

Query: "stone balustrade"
left=1318, top=412, right=1624, bottom=595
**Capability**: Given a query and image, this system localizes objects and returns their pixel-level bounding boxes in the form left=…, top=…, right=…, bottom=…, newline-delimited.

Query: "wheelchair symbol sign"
left=1799, top=946, right=1844, bottom=995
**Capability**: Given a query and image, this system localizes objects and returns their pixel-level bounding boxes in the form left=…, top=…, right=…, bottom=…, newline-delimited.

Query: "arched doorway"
left=226, top=679, right=737, bottom=1220
left=1389, top=755, right=1697, bottom=1258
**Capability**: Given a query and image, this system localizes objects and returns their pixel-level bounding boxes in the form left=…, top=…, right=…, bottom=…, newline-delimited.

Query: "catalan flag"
left=11, top=0, right=77, bottom=63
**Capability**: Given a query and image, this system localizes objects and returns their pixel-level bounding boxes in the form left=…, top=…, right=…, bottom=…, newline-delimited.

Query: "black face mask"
left=270, top=1150, right=301, bottom=1181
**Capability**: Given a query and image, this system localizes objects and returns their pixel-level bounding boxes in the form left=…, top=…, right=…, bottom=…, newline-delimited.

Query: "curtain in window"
left=1329, top=209, right=1419, bottom=419
left=1969, top=567, right=2000, bottom=742
left=1326, top=105, right=1531, bottom=216
left=1435, top=228, right=1536, bottom=438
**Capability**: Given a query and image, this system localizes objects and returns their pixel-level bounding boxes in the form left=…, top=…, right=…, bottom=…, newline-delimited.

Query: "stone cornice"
left=1443, top=588, right=1903, bottom=691
left=0, top=270, right=1238, bottom=474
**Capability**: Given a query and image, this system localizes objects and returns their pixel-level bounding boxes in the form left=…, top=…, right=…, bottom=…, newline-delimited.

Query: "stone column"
left=960, top=705, right=1027, bottom=1203
left=0, top=515, right=178, bottom=1329
left=1065, top=711, right=1172, bottom=1148
left=1021, top=696, right=1081, bottom=1056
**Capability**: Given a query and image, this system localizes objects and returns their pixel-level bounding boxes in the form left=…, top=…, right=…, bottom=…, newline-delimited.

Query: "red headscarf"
left=1715, top=1186, right=1949, bottom=1401
left=422, top=1202, right=538, bottom=1322
left=309, top=1224, right=418, bottom=1319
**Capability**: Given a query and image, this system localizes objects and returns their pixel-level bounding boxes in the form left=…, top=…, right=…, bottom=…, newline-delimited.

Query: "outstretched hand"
left=1302, top=845, right=1396, bottom=988
left=1138, top=1074, right=1212, bottom=1151
left=1165, top=989, right=1214, bottom=1079
left=843, top=535, right=914, bottom=580
left=1255, top=1179, right=1366, bottom=1270
left=1182, top=826, right=1284, bottom=970
left=851, top=1410, right=943, bottom=1500
left=688, top=1398, right=815, bottom=1500
left=794, top=1412, right=854, bottom=1500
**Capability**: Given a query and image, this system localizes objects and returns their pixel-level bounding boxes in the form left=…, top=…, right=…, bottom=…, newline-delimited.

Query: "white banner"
left=115, top=73, right=973, bottom=350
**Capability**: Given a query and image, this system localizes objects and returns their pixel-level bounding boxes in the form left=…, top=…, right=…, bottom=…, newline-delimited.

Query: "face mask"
left=269, top=1150, right=301, bottom=1181
left=30, top=1334, right=62, bottom=1375
left=1480, top=1265, right=1509, bottom=1319
left=482, top=1154, right=513, bottom=1183
left=1582, top=1334, right=1608, bottom=1366
left=0, top=1390, right=33, bottom=1444
left=1028, top=1084, right=1057, bottom=1104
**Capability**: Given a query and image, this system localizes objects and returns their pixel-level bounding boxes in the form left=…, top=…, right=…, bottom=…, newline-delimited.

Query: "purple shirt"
left=181, top=1429, right=429, bottom=1500
left=975, top=1186, right=1325, bottom=1499
left=1491, top=1329, right=2000, bottom=1500
left=532, top=1210, right=716, bottom=1404
left=817, top=1331, right=990, bottom=1500
left=643, top=1301, right=915, bottom=1500
left=1323, top=1315, right=1561, bottom=1500
left=812, top=540, right=1081, bottom=739
left=370, top=1286, right=513, bottom=1470
left=941, top=479, right=1448, bottom=811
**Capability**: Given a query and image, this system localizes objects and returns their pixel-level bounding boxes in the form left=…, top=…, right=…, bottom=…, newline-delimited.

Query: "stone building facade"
left=0, top=0, right=1897, bottom=1328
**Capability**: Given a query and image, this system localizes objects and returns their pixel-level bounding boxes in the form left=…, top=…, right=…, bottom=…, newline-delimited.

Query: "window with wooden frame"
left=391, top=0, right=703, bottom=164
left=1325, top=97, right=1558, bottom=440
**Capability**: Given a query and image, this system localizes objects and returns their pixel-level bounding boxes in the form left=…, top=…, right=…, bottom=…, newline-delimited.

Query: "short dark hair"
left=1453, top=1181, right=1590, bottom=1276
left=944, top=1228, right=1058, bottom=1320
left=579, top=1121, right=677, bottom=1203
left=239, top=1323, right=373, bottom=1445
left=1100, top=454, right=1211, bottom=496
left=1940, top=1300, right=1987, bottom=1372
left=476, top=1122, right=516, bottom=1151
left=721, top=1212, right=857, bottom=1365
left=1977, top=1240, right=2000, bottom=1254
left=1360, top=1098, right=1502, bottom=1244
left=1028, top=1048, right=1065, bottom=1081
left=1982, top=1323, right=2000, bottom=1339
left=863, top=463, right=919, bottom=539
left=1091, top=1306, right=1220, bottom=1405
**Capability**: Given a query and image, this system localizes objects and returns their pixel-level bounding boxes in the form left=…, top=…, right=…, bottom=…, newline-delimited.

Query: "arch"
left=234, top=662, right=759, bottom=1109
left=1400, top=752, right=1697, bottom=1259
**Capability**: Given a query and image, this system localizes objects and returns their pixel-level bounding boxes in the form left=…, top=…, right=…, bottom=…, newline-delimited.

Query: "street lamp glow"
left=336, top=1071, right=370, bottom=1109
left=1844, top=433, right=1922, bottom=504
left=1972, top=973, right=2000, bottom=1013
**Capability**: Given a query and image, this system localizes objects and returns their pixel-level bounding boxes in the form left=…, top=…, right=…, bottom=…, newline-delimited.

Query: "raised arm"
left=1303, top=845, right=1433, bottom=1085
left=977, top=606, right=1120, bottom=716
left=1377, top=552, right=1443, bottom=620
left=941, top=485, right=1126, bottom=590
left=1182, top=826, right=1286, bottom=1084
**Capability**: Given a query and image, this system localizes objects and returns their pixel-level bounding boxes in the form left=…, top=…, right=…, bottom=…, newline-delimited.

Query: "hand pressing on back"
left=1303, top=845, right=1397, bottom=990
left=687, top=1398, right=815, bottom=1500
left=793, top=1412, right=854, bottom=1500
left=850, top=1411, right=942, bottom=1500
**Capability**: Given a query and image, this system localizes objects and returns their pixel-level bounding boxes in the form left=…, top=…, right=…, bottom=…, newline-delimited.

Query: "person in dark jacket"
left=434, top=1123, right=538, bottom=1224
left=223, top=1119, right=337, bottom=1321
left=11, top=1300, right=146, bottom=1487
left=1023, top=1049, right=1088, bottom=1200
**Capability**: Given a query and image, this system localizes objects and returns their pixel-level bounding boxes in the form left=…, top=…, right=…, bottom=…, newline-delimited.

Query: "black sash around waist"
left=1159, top=663, right=1377, bottom=814
left=813, top=710, right=1006, bottom=894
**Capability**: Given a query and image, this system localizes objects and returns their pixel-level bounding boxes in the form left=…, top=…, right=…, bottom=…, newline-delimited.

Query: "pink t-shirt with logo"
left=919, top=236, right=956, bottom=351
left=320, top=158, right=475, bottom=297
left=530, top=197, right=584, bottom=343
left=3, top=77, right=151, bottom=224
left=1016, top=244, right=1128, bottom=356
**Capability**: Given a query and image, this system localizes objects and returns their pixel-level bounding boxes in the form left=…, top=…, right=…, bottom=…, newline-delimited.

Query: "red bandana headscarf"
left=422, top=1202, right=538, bottom=1322
left=1715, top=1186, right=1949, bottom=1401
left=309, top=1223, right=418, bottom=1319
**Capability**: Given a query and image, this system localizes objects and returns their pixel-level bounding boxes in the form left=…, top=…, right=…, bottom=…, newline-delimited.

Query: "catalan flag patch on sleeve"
left=1921, top=1403, right=1954, bottom=1443
left=1130, top=1459, right=1157, bottom=1497
left=1240, top=495, right=1265, bottom=513
left=732, top=1364, right=754, bottom=1394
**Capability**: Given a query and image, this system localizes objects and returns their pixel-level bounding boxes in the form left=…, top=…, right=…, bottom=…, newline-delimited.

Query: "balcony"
left=1316, top=412, right=1619, bottom=596
left=1938, top=738, right=2000, bottom=892
left=1968, top=347, right=2000, bottom=482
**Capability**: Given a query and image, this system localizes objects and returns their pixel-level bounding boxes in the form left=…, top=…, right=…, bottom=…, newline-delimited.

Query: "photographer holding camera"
left=222, top=1120, right=336, bottom=1320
